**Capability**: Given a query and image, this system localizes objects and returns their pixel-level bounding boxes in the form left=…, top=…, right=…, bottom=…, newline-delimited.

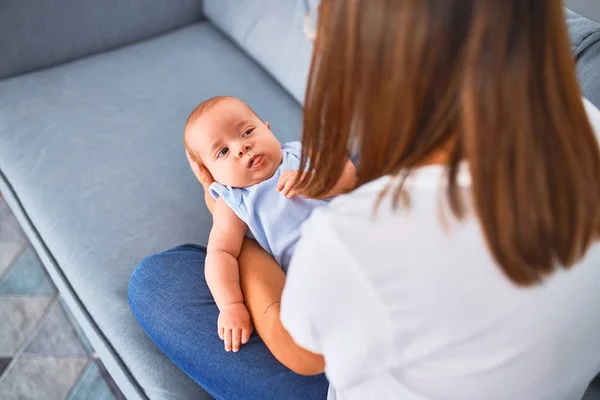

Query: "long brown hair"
left=297, top=0, right=600, bottom=286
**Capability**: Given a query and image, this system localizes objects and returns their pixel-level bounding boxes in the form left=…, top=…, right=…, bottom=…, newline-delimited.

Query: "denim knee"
left=128, top=244, right=207, bottom=327
left=128, top=253, right=162, bottom=321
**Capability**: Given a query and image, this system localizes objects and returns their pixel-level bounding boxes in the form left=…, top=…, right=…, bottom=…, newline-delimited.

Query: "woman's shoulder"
left=325, top=175, right=395, bottom=213
left=302, top=166, right=452, bottom=264
left=583, top=97, right=600, bottom=139
left=320, top=166, right=448, bottom=218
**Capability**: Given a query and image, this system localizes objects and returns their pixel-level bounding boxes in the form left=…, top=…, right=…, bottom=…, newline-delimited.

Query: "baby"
left=184, top=96, right=356, bottom=352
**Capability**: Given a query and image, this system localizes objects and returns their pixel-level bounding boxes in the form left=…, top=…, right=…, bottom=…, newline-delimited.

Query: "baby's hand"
left=218, top=303, right=253, bottom=352
left=277, top=170, right=304, bottom=198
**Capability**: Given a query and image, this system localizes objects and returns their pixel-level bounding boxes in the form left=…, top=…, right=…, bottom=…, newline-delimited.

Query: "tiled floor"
left=0, top=195, right=125, bottom=400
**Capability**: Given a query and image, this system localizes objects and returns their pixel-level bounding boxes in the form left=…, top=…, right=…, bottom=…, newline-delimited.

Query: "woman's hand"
left=186, top=150, right=216, bottom=214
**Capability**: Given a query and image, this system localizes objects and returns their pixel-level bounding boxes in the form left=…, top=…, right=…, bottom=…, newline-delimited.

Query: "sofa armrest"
left=567, top=9, right=600, bottom=108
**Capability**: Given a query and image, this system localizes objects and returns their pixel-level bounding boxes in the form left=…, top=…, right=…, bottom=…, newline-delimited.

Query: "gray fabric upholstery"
left=203, top=3, right=600, bottom=109
left=566, top=0, right=600, bottom=22
left=567, top=10, right=600, bottom=107
left=203, top=0, right=314, bottom=104
left=0, top=22, right=302, bottom=399
left=0, top=0, right=204, bottom=80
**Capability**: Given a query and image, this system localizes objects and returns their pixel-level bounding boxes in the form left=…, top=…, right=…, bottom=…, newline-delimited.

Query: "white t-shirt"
left=281, top=98, right=600, bottom=400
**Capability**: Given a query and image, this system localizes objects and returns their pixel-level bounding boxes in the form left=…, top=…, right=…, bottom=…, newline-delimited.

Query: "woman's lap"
left=128, top=244, right=328, bottom=400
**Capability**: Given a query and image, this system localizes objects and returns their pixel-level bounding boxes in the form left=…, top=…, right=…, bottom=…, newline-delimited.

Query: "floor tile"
left=0, top=243, right=27, bottom=280
left=0, top=199, right=122, bottom=399
left=59, top=298, right=95, bottom=355
left=23, top=302, right=87, bottom=357
left=0, top=358, right=11, bottom=377
left=95, top=360, right=126, bottom=400
left=0, top=199, right=27, bottom=279
left=0, top=247, right=56, bottom=295
left=67, top=361, right=116, bottom=400
left=0, top=296, right=53, bottom=356
left=0, top=199, right=25, bottom=242
left=0, top=356, right=88, bottom=400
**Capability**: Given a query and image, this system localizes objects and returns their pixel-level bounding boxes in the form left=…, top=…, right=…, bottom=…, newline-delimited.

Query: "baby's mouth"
left=248, top=155, right=266, bottom=169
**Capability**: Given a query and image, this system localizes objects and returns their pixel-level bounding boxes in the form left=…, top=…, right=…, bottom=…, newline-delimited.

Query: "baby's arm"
left=278, top=158, right=357, bottom=199
left=206, top=197, right=252, bottom=352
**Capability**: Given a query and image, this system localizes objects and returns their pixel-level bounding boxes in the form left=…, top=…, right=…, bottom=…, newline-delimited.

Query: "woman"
left=129, top=0, right=600, bottom=399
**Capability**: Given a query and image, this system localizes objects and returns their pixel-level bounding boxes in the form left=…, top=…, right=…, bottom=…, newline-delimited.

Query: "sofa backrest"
left=0, top=0, right=204, bottom=80
left=205, top=2, right=600, bottom=110
left=203, top=0, right=315, bottom=105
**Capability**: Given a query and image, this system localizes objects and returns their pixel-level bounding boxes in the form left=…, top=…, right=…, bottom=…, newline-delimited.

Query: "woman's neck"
left=418, top=136, right=456, bottom=167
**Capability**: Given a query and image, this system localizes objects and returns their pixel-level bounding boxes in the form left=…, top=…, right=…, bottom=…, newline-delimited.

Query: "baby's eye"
left=217, top=148, right=229, bottom=158
left=242, top=128, right=254, bottom=137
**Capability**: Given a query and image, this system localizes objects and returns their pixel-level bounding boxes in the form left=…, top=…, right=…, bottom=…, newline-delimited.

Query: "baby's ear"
left=265, top=121, right=270, bottom=129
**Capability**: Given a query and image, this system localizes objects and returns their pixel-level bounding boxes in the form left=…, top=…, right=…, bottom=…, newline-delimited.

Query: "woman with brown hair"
left=130, top=0, right=600, bottom=399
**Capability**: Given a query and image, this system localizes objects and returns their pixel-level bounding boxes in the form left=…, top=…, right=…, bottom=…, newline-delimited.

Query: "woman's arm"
left=278, top=158, right=356, bottom=199
left=321, top=159, right=357, bottom=198
left=187, top=152, right=325, bottom=374
left=238, top=239, right=326, bottom=375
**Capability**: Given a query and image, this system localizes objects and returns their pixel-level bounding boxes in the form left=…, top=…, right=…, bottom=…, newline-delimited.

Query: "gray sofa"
left=0, top=1, right=599, bottom=399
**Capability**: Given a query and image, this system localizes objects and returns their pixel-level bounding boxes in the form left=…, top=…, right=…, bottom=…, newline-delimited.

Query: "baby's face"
left=187, top=99, right=283, bottom=188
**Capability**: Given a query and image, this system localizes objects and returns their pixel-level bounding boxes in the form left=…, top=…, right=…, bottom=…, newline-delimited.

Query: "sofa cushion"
left=0, top=22, right=302, bottom=399
left=0, top=0, right=204, bottom=80
left=203, top=0, right=317, bottom=104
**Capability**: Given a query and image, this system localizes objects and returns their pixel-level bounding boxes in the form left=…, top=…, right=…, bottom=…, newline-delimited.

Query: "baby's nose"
left=238, top=143, right=252, bottom=157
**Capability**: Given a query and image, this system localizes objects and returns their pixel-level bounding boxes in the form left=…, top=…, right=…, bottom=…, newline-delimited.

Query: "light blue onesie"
left=209, top=142, right=329, bottom=271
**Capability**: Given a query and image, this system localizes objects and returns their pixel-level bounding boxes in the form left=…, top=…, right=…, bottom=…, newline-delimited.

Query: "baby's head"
left=185, top=96, right=283, bottom=188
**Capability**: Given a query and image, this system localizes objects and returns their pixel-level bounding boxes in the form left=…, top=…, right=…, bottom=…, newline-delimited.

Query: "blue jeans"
left=128, top=244, right=329, bottom=400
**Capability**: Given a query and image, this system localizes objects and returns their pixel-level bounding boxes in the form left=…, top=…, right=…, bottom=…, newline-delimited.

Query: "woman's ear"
left=265, top=121, right=271, bottom=129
